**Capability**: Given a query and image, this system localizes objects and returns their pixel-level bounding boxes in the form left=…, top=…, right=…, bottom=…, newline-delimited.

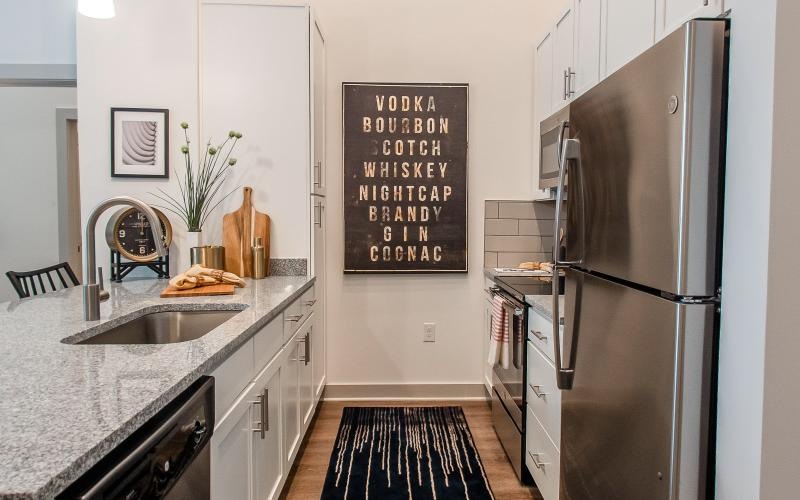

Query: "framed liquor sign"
left=342, top=82, right=468, bottom=273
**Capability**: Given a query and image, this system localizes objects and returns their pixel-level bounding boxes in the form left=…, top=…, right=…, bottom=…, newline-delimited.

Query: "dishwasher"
left=58, top=376, right=215, bottom=500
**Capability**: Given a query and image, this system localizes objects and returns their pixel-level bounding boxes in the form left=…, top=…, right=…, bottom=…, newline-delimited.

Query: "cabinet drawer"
left=282, top=286, right=315, bottom=341
left=526, top=341, right=561, bottom=448
left=528, top=306, right=560, bottom=363
left=254, top=316, right=283, bottom=372
left=526, top=407, right=560, bottom=500
left=300, top=285, right=316, bottom=317
left=210, top=338, right=254, bottom=420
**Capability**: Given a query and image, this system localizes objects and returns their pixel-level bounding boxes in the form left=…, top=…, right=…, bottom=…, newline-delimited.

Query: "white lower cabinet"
left=210, top=288, right=323, bottom=500
left=526, top=307, right=561, bottom=499
left=252, top=359, right=283, bottom=500
left=281, top=332, right=301, bottom=472
left=211, top=387, right=254, bottom=500
left=526, top=407, right=561, bottom=500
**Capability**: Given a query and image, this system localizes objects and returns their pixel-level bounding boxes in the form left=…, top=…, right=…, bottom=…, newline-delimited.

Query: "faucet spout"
left=83, top=196, right=167, bottom=320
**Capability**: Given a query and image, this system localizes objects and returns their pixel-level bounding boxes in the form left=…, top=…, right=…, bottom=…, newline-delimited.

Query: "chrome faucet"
left=83, top=196, right=167, bottom=320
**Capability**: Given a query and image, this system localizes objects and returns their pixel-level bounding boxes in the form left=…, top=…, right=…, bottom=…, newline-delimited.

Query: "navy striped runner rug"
left=321, top=407, right=494, bottom=499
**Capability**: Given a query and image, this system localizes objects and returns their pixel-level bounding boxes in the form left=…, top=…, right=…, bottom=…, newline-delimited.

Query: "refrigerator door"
left=563, top=20, right=726, bottom=297
left=559, top=269, right=714, bottom=500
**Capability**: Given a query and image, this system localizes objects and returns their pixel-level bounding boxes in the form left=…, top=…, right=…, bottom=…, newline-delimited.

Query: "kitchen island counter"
left=0, top=276, right=313, bottom=499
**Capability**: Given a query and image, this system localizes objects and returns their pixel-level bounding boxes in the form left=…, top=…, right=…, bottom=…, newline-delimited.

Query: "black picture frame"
left=110, top=107, right=169, bottom=178
left=342, top=82, right=469, bottom=274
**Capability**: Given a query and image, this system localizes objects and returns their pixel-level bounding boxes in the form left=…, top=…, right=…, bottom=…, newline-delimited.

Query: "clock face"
left=111, top=208, right=172, bottom=262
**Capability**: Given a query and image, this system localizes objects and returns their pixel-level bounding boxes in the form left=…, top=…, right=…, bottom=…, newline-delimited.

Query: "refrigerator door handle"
left=553, top=137, right=583, bottom=267
left=553, top=138, right=583, bottom=390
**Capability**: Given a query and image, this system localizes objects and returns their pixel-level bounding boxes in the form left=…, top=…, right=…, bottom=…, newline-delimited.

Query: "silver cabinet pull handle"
left=531, top=329, right=547, bottom=342
left=313, top=203, right=322, bottom=227
left=529, top=451, right=549, bottom=469
left=286, top=314, right=303, bottom=323
left=563, top=69, right=569, bottom=100
left=313, top=161, right=321, bottom=186
left=567, top=66, right=576, bottom=97
left=268, top=387, right=269, bottom=432
left=531, top=384, right=548, bottom=398
left=251, top=391, right=267, bottom=439
left=305, top=331, right=311, bottom=366
left=304, top=299, right=317, bottom=307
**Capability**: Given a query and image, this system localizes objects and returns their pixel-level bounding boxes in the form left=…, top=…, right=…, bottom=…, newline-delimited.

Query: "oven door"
left=492, top=300, right=526, bottom=429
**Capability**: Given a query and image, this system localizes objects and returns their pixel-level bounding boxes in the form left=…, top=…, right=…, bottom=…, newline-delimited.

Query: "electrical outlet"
left=423, top=322, right=436, bottom=342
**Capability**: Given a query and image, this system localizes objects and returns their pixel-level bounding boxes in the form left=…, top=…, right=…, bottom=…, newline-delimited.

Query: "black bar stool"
left=6, top=262, right=80, bottom=299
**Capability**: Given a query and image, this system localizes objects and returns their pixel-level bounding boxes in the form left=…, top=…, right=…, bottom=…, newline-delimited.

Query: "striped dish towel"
left=487, top=294, right=511, bottom=369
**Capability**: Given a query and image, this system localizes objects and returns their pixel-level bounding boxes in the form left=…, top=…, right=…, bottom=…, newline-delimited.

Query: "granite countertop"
left=0, top=276, right=313, bottom=499
left=525, top=294, right=564, bottom=325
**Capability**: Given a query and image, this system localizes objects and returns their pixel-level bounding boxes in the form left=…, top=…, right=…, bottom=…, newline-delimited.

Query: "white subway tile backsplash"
left=519, top=218, right=554, bottom=236
left=484, top=218, right=519, bottom=236
left=483, top=200, right=557, bottom=268
left=484, top=201, right=499, bottom=219
left=498, top=201, right=536, bottom=219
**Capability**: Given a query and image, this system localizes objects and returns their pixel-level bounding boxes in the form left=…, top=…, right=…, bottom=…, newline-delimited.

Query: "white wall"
left=76, top=0, right=311, bottom=276
left=714, top=1, right=775, bottom=496
left=760, top=0, right=800, bottom=496
left=0, top=87, right=77, bottom=302
left=313, top=0, right=561, bottom=386
left=76, top=0, right=200, bottom=274
left=0, top=0, right=76, bottom=65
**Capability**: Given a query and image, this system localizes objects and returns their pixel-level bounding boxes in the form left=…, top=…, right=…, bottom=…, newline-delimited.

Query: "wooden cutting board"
left=160, top=283, right=236, bottom=298
left=222, top=187, right=270, bottom=277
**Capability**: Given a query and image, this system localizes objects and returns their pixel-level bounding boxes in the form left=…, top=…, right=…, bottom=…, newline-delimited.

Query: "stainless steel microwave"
left=539, top=105, right=570, bottom=190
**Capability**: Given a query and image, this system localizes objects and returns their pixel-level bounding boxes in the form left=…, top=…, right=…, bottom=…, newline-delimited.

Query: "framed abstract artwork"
left=111, top=108, right=169, bottom=178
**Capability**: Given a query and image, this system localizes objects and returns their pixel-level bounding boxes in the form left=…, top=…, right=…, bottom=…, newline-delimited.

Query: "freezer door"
left=563, top=20, right=726, bottom=296
left=559, top=269, right=714, bottom=500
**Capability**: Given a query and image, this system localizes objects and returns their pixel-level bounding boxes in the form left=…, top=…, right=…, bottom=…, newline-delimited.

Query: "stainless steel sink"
left=77, top=310, right=241, bottom=345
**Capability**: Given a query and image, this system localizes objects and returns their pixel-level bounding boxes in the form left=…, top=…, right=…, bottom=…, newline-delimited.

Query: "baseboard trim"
left=322, top=383, right=489, bottom=401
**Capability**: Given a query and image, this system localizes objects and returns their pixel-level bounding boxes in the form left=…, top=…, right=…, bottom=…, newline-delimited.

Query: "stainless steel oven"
left=539, top=105, right=571, bottom=190
left=489, top=284, right=529, bottom=482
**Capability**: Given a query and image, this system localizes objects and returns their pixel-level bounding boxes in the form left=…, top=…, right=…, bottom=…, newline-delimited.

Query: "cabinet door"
left=252, top=360, right=284, bottom=500
left=281, top=337, right=301, bottom=470
left=312, top=199, right=326, bottom=400
left=299, top=321, right=315, bottom=429
left=573, top=0, right=602, bottom=97
left=602, top=0, right=656, bottom=76
left=534, top=31, right=554, bottom=123
left=211, top=388, right=253, bottom=500
left=551, top=7, right=575, bottom=110
left=311, top=18, right=326, bottom=196
left=655, top=0, right=723, bottom=40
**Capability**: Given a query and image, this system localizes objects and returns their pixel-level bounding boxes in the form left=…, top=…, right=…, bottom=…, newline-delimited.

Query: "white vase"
left=186, top=230, right=203, bottom=247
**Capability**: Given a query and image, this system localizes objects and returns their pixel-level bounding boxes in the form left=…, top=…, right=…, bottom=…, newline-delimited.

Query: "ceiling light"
left=78, top=0, right=116, bottom=19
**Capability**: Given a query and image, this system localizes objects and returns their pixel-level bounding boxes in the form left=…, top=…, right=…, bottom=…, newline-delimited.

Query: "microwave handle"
left=556, top=121, right=569, bottom=170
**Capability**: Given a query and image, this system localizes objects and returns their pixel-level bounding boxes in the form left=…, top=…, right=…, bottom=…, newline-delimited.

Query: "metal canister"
left=252, top=237, right=266, bottom=279
left=190, top=246, right=226, bottom=270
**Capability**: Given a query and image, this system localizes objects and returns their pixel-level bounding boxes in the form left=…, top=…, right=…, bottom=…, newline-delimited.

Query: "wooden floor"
left=280, top=400, right=541, bottom=499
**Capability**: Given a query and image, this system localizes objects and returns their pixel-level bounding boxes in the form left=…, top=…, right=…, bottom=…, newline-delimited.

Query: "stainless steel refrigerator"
left=550, top=19, right=728, bottom=500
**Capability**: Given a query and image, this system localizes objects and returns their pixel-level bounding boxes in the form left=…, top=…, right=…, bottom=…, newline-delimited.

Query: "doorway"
left=56, top=108, right=82, bottom=281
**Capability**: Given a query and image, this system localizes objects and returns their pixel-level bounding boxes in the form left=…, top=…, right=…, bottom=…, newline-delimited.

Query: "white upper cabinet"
left=534, top=31, right=555, bottom=123
left=551, top=7, right=575, bottom=111
left=655, top=0, right=724, bottom=39
left=573, top=0, right=602, bottom=97
left=602, top=0, right=656, bottom=77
